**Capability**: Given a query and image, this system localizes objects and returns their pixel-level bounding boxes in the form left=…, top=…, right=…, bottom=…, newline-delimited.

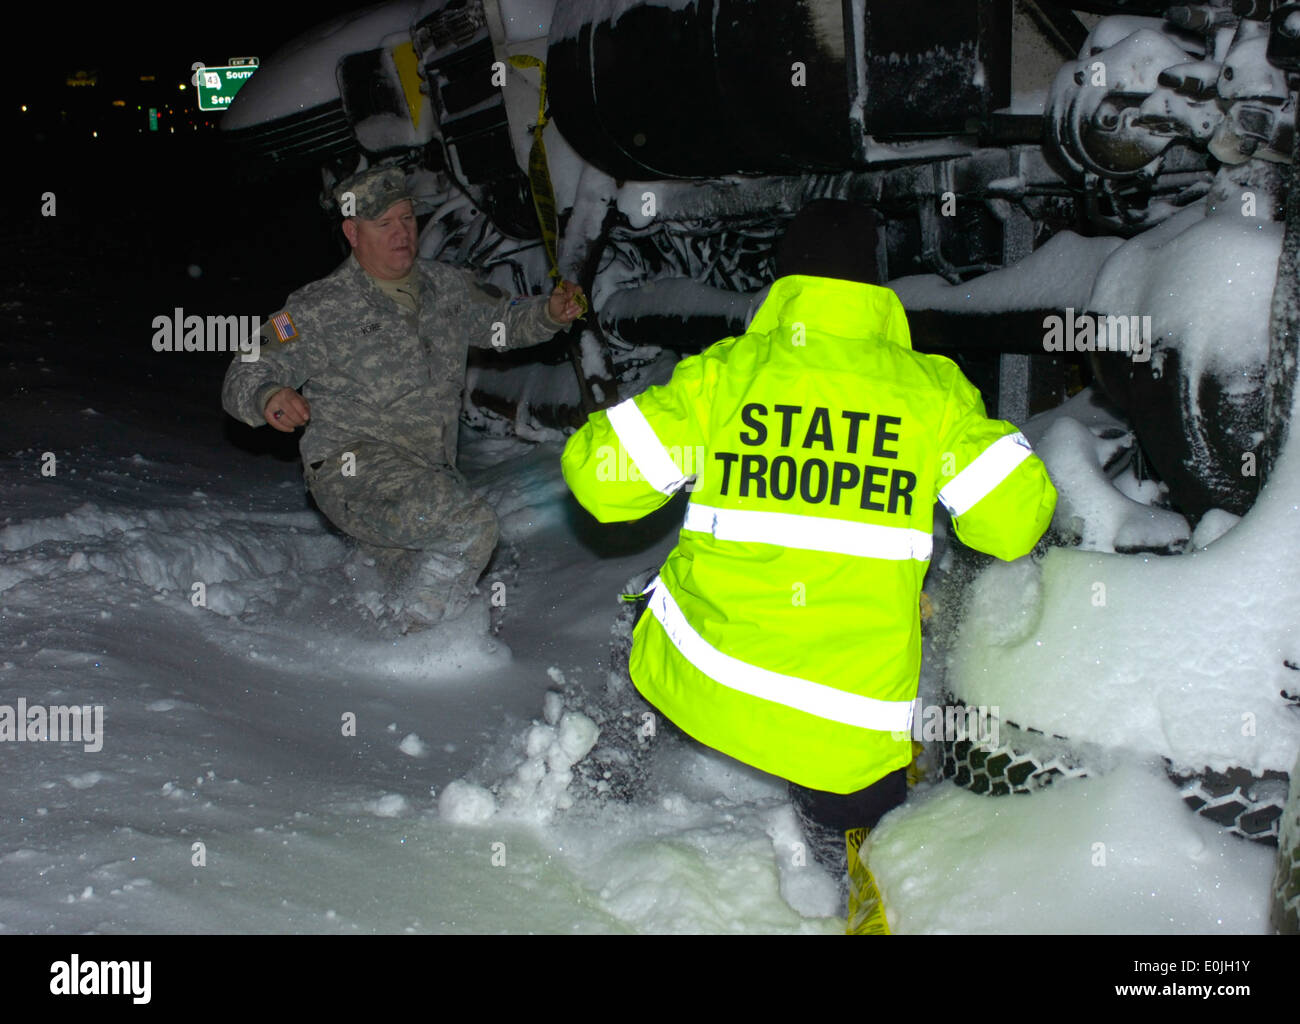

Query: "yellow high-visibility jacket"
left=561, top=275, right=1057, bottom=792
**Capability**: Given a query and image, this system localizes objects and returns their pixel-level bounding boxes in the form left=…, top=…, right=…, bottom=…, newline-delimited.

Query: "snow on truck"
left=220, top=0, right=1300, bottom=931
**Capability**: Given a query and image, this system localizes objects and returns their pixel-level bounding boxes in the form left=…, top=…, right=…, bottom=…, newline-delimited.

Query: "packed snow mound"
left=947, top=363, right=1298, bottom=776
left=0, top=501, right=346, bottom=597
left=1191, top=508, right=1241, bottom=549
left=890, top=231, right=1125, bottom=312
left=1021, top=389, right=1190, bottom=555
left=438, top=660, right=656, bottom=828
left=1088, top=196, right=1282, bottom=394
left=473, top=691, right=602, bottom=825
left=1037, top=416, right=1189, bottom=554
left=0, top=481, right=514, bottom=678
left=439, top=780, right=498, bottom=825
left=948, top=416, right=1300, bottom=774
left=959, top=557, right=1044, bottom=649
left=870, top=761, right=1273, bottom=934
left=439, top=701, right=595, bottom=831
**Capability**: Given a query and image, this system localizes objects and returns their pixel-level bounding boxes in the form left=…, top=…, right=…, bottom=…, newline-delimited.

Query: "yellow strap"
left=506, top=54, right=572, bottom=293
left=505, top=53, right=548, bottom=128
left=845, top=827, right=891, bottom=935
left=506, top=51, right=591, bottom=420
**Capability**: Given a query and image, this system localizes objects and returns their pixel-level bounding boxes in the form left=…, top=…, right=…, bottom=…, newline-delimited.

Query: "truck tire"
left=1166, top=765, right=1290, bottom=844
left=1272, top=751, right=1300, bottom=934
left=939, top=704, right=1090, bottom=795
left=940, top=702, right=1291, bottom=844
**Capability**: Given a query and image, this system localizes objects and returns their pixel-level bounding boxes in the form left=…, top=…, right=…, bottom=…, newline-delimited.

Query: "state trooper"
left=222, top=165, right=585, bottom=627
left=561, top=199, right=1057, bottom=902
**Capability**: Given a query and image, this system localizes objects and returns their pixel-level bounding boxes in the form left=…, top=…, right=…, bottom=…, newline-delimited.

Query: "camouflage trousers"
left=306, top=441, right=499, bottom=621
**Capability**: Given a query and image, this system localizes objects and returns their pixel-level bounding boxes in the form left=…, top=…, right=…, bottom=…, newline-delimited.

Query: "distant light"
left=178, top=83, right=186, bottom=91
left=139, top=75, right=156, bottom=82
left=112, top=99, right=126, bottom=107
left=92, top=131, right=98, bottom=138
left=20, top=104, right=26, bottom=112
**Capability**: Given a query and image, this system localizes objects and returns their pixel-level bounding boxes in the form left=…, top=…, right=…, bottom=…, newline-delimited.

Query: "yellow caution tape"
left=506, top=57, right=559, bottom=276
left=505, top=54, right=587, bottom=316
left=845, top=827, right=891, bottom=935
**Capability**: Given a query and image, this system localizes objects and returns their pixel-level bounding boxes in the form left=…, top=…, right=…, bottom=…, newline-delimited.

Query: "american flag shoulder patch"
left=270, top=310, right=298, bottom=343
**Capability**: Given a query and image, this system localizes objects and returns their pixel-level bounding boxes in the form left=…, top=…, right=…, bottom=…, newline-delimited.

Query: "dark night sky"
left=4, top=1, right=369, bottom=95
left=0, top=1, right=378, bottom=216
left=0, top=2, right=381, bottom=438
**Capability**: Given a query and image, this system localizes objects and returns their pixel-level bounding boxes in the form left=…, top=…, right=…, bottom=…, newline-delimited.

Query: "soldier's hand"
left=264, top=387, right=311, bottom=431
left=548, top=279, right=587, bottom=324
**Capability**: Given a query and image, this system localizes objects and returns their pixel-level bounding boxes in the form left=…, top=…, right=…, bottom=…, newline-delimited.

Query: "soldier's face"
left=344, top=200, right=418, bottom=279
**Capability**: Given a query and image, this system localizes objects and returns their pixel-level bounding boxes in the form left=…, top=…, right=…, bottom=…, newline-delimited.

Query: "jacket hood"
left=747, top=275, right=913, bottom=351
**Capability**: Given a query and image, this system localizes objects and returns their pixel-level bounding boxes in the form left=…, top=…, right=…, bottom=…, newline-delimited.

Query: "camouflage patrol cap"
left=332, top=165, right=412, bottom=220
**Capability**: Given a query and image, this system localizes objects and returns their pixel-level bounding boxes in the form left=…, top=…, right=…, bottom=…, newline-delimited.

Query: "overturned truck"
left=222, top=0, right=1300, bottom=930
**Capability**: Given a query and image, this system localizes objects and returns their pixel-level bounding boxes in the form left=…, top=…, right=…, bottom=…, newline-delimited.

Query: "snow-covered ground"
left=0, top=350, right=840, bottom=933
left=0, top=320, right=1284, bottom=934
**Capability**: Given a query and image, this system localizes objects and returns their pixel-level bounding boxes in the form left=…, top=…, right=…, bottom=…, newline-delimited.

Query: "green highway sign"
left=195, top=65, right=257, bottom=112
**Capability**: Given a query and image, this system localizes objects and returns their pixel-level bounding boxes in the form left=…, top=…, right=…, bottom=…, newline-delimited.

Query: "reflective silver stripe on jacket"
left=938, top=431, right=1033, bottom=516
left=605, top=398, right=691, bottom=494
left=682, top=502, right=932, bottom=561
left=645, top=577, right=916, bottom=733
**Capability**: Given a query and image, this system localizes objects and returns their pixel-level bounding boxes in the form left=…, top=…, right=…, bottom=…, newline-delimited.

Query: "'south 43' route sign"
left=194, top=62, right=258, bottom=112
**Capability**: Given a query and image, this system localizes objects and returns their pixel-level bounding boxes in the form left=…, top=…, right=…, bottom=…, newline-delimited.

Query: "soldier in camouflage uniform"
left=222, top=165, right=585, bottom=626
